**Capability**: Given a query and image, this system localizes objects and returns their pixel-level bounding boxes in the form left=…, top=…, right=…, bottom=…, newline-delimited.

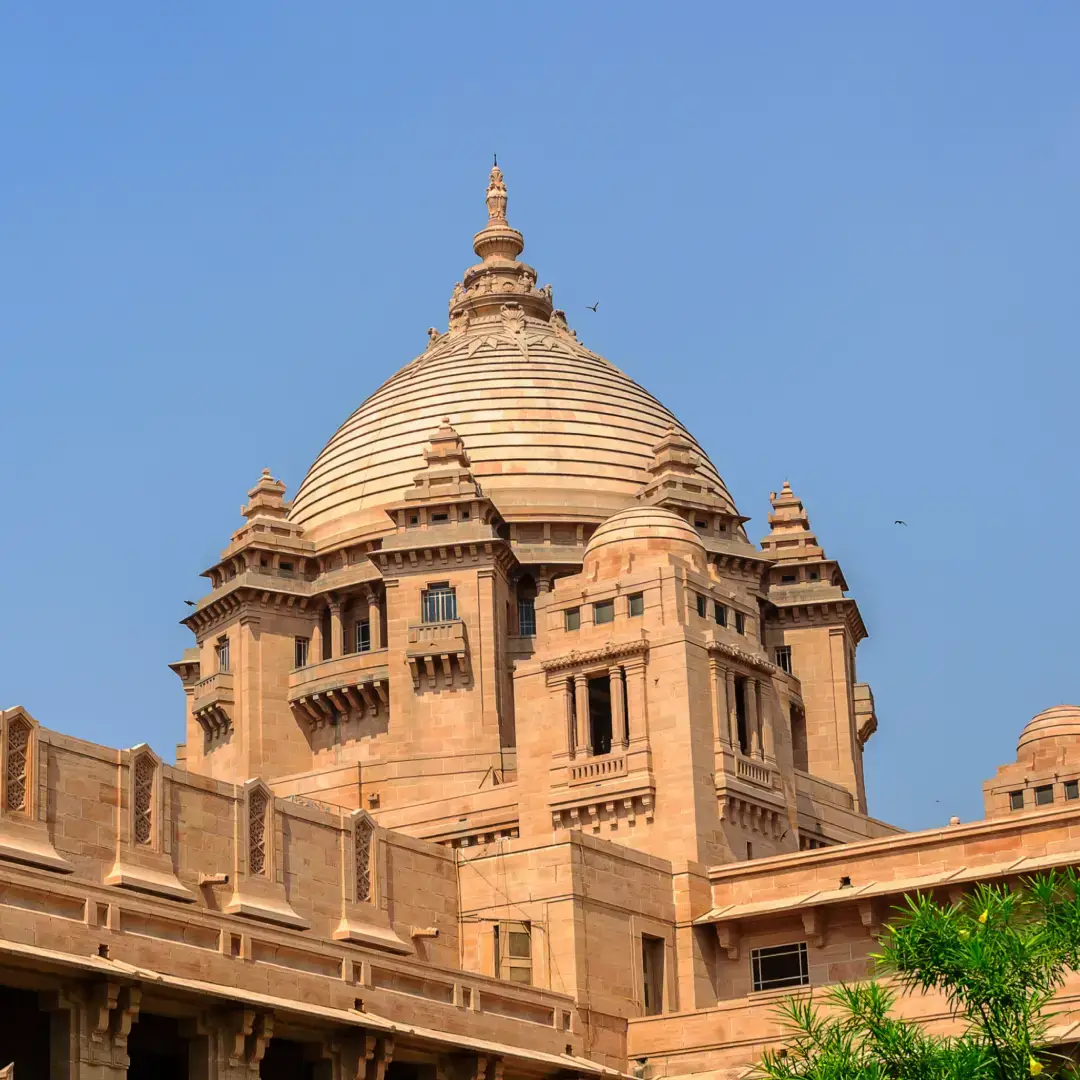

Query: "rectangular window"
left=696, top=593, right=708, bottom=618
left=1035, top=784, right=1054, bottom=807
left=565, top=607, right=581, bottom=632
left=495, top=921, right=532, bottom=984
left=774, top=646, right=792, bottom=675
left=642, top=935, right=665, bottom=1016
left=280, top=561, right=294, bottom=573
left=714, top=601, right=727, bottom=627
left=1009, top=790, right=1025, bottom=811
left=588, top=675, right=613, bottom=755
left=734, top=611, right=746, bottom=635
left=628, top=593, right=644, bottom=617
left=780, top=574, right=796, bottom=584
left=355, top=620, right=371, bottom=654
left=421, top=583, right=457, bottom=623
left=735, top=677, right=749, bottom=753
left=594, top=600, right=615, bottom=625
left=518, top=598, right=536, bottom=636
left=751, top=942, right=809, bottom=993
left=216, top=637, right=230, bottom=673
left=294, top=637, right=309, bottom=669
left=431, top=512, right=449, bottom=523
left=1066, top=780, right=1079, bottom=801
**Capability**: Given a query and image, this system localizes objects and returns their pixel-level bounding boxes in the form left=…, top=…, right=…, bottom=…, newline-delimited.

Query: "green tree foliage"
left=755, top=871, right=1080, bottom=1080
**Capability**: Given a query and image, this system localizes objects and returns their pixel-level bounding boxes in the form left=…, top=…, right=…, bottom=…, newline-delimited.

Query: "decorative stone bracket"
left=45, top=981, right=142, bottom=1075
left=406, top=620, right=470, bottom=689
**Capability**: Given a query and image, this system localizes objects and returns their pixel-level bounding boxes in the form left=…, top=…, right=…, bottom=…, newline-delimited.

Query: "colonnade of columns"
left=562, top=658, right=647, bottom=757
left=710, top=659, right=775, bottom=762
left=310, top=587, right=384, bottom=662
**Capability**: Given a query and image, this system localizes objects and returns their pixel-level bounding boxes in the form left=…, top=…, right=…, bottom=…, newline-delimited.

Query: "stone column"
left=726, top=670, right=738, bottom=748
left=761, top=682, right=777, bottom=762
left=564, top=676, right=576, bottom=757
left=610, top=665, right=627, bottom=749
left=367, top=588, right=383, bottom=651
left=574, top=673, right=590, bottom=754
left=184, top=1008, right=273, bottom=1079
left=329, top=599, right=345, bottom=659
left=623, top=657, right=648, bottom=744
left=310, top=613, right=323, bottom=664
left=710, top=659, right=729, bottom=745
left=748, top=678, right=762, bottom=758
left=45, top=981, right=141, bottom=1079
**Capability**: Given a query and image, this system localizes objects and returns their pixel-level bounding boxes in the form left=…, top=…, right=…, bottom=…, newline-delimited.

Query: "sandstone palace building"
left=3, top=166, right=1080, bottom=1078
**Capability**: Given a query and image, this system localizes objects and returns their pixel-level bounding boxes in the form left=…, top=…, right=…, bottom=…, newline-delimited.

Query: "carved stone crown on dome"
left=447, top=161, right=556, bottom=328
left=404, top=418, right=482, bottom=504
left=636, top=426, right=741, bottom=520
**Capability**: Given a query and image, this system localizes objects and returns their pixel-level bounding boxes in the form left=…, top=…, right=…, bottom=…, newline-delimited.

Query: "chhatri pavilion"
left=2, top=165, right=1079, bottom=1078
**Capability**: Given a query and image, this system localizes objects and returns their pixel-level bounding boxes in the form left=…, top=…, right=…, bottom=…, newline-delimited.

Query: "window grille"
left=751, top=942, right=809, bottom=992
left=714, top=602, right=726, bottom=627
left=216, top=637, right=230, bottom=673
left=5, top=718, right=30, bottom=814
left=517, top=599, right=536, bottom=636
left=422, top=584, right=457, bottom=623
left=133, top=754, right=154, bottom=845
left=734, top=611, right=746, bottom=635
left=355, top=620, right=371, bottom=653
left=248, top=788, right=269, bottom=876
left=696, top=594, right=708, bottom=618
left=774, top=646, right=793, bottom=675
left=355, top=817, right=373, bottom=903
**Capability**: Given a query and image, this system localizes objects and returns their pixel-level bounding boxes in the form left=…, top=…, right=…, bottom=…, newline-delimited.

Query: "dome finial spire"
left=485, top=160, right=509, bottom=228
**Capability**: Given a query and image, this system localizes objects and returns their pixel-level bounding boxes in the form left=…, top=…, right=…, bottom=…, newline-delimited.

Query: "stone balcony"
left=550, top=742, right=656, bottom=833
left=192, top=671, right=233, bottom=737
left=406, top=619, right=470, bottom=689
left=287, top=650, right=389, bottom=729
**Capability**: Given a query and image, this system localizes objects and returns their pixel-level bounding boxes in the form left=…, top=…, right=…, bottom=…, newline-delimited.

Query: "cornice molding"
left=541, top=636, right=649, bottom=674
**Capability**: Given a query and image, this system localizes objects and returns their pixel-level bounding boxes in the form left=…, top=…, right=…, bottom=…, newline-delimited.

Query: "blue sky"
left=0, top=4, right=1076, bottom=830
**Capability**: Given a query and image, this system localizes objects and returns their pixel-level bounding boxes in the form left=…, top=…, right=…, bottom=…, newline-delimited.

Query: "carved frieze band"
left=541, top=637, right=649, bottom=676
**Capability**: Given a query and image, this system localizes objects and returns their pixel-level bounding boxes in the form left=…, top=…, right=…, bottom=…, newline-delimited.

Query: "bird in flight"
left=586, top=302, right=599, bottom=312
left=183, top=600, right=197, bottom=607
left=894, top=520, right=907, bottom=526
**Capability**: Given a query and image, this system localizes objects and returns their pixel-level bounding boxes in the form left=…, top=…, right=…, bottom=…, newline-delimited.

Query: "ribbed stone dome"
left=1017, top=705, right=1080, bottom=755
left=287, top=165, right=738, bottom=543
left=583, top=505, right=706, bottom=566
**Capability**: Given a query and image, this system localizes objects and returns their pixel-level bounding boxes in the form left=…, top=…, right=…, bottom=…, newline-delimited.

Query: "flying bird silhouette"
left=586, top=302, right=599, bottom=312
left=894, top=520, right=907, bottom=526
left=183, top=600, right=197, bottom=607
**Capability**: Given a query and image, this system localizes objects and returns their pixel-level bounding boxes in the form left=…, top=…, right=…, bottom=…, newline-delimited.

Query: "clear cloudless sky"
left=1, top=4, right=1077, bottom=831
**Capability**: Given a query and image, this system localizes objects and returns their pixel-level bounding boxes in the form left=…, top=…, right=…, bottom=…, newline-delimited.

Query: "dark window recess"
left=746, top=841, right=754, bottom=860
left=713, top=602, right=727, bottom=627
left=1009, top=790, right=1025, bottom=811
left=460, top=510, right=470, bottom=520
left=694, top=519, right=708, bottom=529
left=431, top=512, right=449, bottom=523
left=735, top=677, right=749, bottom=754
left=1066, top=780, right=1079, bottom=801
left=696, top=594, right=708, bottom=618
left=565, top=607, right=581, bottom=631
left=518, top=598, right=536, bottom=635
left=594, top=600, right=615, bottom=625
left=809, top=571, right=820, bottom=581
left=628, top=593, right=644, bottom=617
left=774, top=646, right=792, bottom=675
left=790, top=704, right=808, bottom=772
left=355, top=621, right=371, bottom=654
left=642, top=935, right=665, bottom=1016
left=408, top=514, right=419, bottom=526
left=781, top=574, right=797, bottom=584
left=734, top=611, right=746, bottom=635
left=587, top=676, right=613, bottom=756
left=293, top=637, right=309, bottom=670
left=1035, top=784, right=1054, bottom=807
left=422, top=584, right=457, bottom=623
left=751, top=942, right=810, bottom=992
left=279, top=561, right=294, bottom=573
